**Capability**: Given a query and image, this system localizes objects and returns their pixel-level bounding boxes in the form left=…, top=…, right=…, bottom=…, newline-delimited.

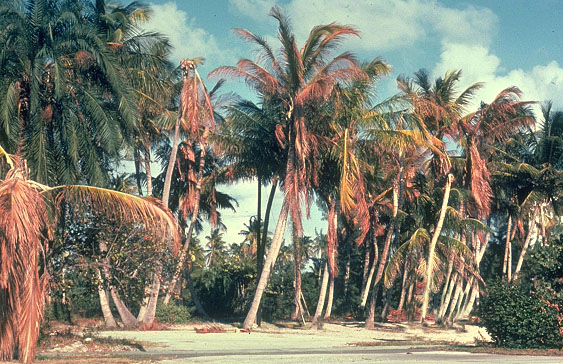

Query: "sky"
left=139, top=0, right=563, bottom=245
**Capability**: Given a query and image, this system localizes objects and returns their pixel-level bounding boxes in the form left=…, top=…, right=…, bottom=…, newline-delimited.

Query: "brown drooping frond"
left=0, top=171, right=49, bottom=363
left=49, top=185, right=180, bottom=252
left=461, top=87, right=535, bottom=219
left=179, top=59, right=216, bottom=140
left=467, top=141, right=492, bottom=218
left=210, top=60, right=280, bottom=95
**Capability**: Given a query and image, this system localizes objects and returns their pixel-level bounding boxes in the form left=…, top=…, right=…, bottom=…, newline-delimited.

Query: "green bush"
left=480, top=280, right=562, bottom=348
left=155, top=300, right=191, bottom=324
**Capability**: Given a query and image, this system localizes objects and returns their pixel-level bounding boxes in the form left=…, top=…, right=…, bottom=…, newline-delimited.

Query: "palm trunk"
left=343, top=246, right=351, bottom=300
left=507, top=231, right=513, bottom=282
left=97, top=269, right=117, bottom=328
left=454, top=277, right=473, bottom=320
left=164, top=142, right=208, bottom=305
left=513, top=207, right=538, bottom=280
left=256, top=179, right=277, bottom=326
left=366, top=178, right=400, bottom=327
left=110, top=288, right=137, bottom=326
left=446, top=277, right=463, bottom=323
left=397, top=260, right=409, bottom=311
left=256, top=173, right=262, bottom=273
left=99, top=241, right=137, bottom=326
left=381, top=288, right=391, bottom=320
left=291, top=229, right=303, bottom=321
left=539, top=204, right=547, bottom=245
left=503, top=215, right=512, bottom=280
left=243, top=202, right=289, bottom=329
left=420, top=173, right=453, bottom=323
left=144, top=146, right=153, bottom=196
left=134, top=148, right=143, bottom=196
left=186, top=262, right=210, bottom=320
left=323, top=272, right=334, bottom=320
left=138, top=112, right=182, bottom=324
left=437, top=257, right=454, bottom=322
left=360, top=237, right=377, bottom=308
left=461, top=280, right=479, bottom=318
left=312, top=263, right=329, bottom=328
left=438, top=272, right=457, bottom=322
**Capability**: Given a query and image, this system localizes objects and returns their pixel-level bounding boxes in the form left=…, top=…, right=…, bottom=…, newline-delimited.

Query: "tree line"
left=0, top=1, right=561, bottom=362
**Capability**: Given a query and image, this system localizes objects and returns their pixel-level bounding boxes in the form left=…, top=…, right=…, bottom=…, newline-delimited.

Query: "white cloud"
left=143, top=2, right=224, bottom=65
left=433, top=43, right=563, bottom=115
left=228, top=0, right=278, bottom=22
left=229, top=0, right=497, bottom=51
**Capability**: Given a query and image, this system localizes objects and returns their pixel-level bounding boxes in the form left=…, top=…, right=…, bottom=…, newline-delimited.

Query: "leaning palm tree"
left=212, top=6, right=370, bottom=329
left=0, top=154, right=178, bottom=363
left=398, top=69, right=483, bottom=322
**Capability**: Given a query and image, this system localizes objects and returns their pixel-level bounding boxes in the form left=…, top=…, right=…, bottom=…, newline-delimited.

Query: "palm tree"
left=140, top=58, right=215, bottom=324
left=398, top=69, right=483, bottom=322
left=0, top=0, right=139, bottom=185
left=205, top=229, right=227, bottom=267
left=0, top=156, right=178, bottom=363
left=238, top=216, right=263, bottom=257
left=219, top=99, right=285, bottom=325
left=212, top=7, right=370, bottom=329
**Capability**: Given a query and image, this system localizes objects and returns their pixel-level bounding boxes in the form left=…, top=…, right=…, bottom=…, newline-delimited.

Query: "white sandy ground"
left=90, top=322, right=563, bottom=363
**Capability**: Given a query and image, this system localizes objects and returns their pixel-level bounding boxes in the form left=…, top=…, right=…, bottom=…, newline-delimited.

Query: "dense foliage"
left=480, top=280, right=562, bottom=348
left=0, top=1, right=562, bottom=361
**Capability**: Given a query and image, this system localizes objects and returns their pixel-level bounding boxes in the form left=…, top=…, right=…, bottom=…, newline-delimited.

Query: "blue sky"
left=140, top=0, right=563, bottom=244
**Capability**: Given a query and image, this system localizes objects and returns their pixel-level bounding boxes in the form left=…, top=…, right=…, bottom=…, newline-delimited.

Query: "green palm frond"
left=44, top=185, right=180, bottom=250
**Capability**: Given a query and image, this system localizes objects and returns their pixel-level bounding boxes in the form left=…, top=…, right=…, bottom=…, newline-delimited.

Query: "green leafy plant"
left=480, top=280, right=562, bottom=348
left=155, top=300, right=191, bottom=324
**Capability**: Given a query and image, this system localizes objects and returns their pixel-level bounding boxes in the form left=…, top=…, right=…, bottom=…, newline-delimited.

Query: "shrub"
left=155, top=300, right=191, bottom=324
left=480, top=280, right=562, bottom=348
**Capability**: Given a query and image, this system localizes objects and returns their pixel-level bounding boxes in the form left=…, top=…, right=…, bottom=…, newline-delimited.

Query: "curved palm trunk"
left=397, top=260, right=409, bottom=311
left=360, top=238, right=377, bottom=308
left=256, top=179, right=277, bottom=326
left=110, top=288, right=137, bottom=326
left=437, top=257, right=454, bottom=322
left=164, top=142, right=208, bottom=306
left=99, top=241, right=137, bottom=326
left=513, top=207, right=538, bottom=281
left=312, top=263, right=329, bottom=328
left=96, top=269, right=117, bottom=328
left=162, top=112, right=182, bottom=209
left=137, top=113, right=181, bottom=324
left=366, top=179, right=399, bottom=328
left=420, top=173, right=453, bottom=323
left=323, top=272, right=334, bottom=320
left=243, top=202, right=289, bottom=329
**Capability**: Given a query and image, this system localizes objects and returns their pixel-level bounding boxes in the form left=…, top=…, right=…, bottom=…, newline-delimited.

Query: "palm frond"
left=46, top=185, right=180, bottom=251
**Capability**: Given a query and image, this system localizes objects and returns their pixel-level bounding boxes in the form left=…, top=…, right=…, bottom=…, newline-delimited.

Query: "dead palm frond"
left=0, top=170, right=49, bottom=363
left=0, top=166, right=179, bottom=363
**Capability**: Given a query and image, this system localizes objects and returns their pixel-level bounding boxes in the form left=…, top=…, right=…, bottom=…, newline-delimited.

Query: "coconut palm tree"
left=0, top=0, right=139, bottom=185
left=212, top=7, right=370, bottom=329
left=398, top=69, right=484, bottom=322
left=0, top=151, right=178, bottom=362
left=219, top=99, right=285, bottom=323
